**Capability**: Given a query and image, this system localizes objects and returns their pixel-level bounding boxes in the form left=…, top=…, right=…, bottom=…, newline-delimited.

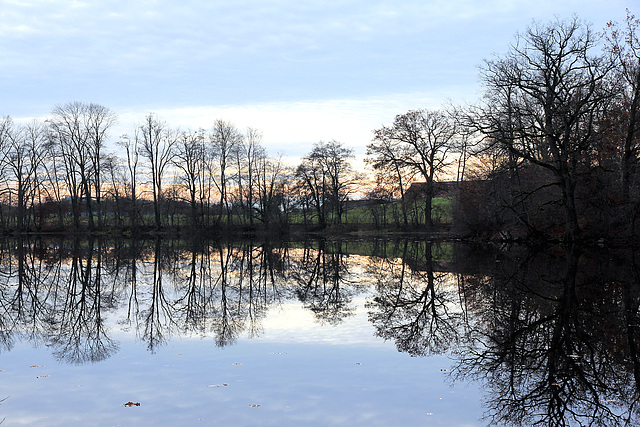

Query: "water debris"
left=356, top=362, right=365, bottom=365
left=232, top=363, right=243, bottom=366
left=248, top=404, right=261, bottom=408
left=270, top=352, right=287, bottom=355
left=30, top=365, right=44, bottom=368
left=207, top=384, right=228, bottom=388
left=123, top=402, right=140, bottom=407
left=36, top=375, right=49, bottom=379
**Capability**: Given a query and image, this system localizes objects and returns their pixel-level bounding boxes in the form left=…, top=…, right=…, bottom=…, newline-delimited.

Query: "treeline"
left=0, top=108, right=292, bottom=234
left=0, top=102, right=443, bottom=235
left=3, top=13, right=640, bottom=242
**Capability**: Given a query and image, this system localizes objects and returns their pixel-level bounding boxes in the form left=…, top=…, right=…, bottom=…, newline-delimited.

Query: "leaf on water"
left=248, top=404, right=261, bottom=408
left=30, top=365, right=43, bottom=368
left=123, top=402, right=140, bottom=407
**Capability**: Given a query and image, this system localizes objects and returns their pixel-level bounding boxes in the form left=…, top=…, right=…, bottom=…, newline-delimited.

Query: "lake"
left=0, top=237, right=636, bottom=426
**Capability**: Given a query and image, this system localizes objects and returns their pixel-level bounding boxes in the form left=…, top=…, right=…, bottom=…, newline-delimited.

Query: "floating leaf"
left=248, top=404, right=261, bottom=408
left=123, top=402, right=140, bottom=407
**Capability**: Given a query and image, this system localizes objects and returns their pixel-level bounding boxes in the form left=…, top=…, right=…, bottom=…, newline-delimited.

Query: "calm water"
left=0, top=238, right=637, bottom=426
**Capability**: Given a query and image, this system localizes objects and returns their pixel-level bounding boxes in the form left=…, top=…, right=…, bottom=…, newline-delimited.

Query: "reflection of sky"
left=0, top=293, right=482, bottom=426
left=260, top=295, right=386, bottom=346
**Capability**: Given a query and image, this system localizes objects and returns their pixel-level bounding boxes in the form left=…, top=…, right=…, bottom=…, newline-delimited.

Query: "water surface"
left=0, top=238, right=636, bottom=426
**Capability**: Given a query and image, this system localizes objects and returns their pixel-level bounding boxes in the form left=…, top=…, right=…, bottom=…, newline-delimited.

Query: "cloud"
left=0, top=0, right=631, bottom=134
left=110, top=90, right=452, bottom=164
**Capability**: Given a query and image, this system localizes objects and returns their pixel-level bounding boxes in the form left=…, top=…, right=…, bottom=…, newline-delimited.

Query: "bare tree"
left=471, top=17, right=614, bottom=241
left=139, top=114, right=177, bottom=230
left=209, top=119, right=242, bottom=224
left=239, top=127, right=264, bottom=225
left=173, top=129, right=206, bottom=228
left=366, top=128, right=415, bottom=227
left=605, top=10, right=640, bottom=205
left=49, top=102, right=92, bottom=230
left=369, top=109, right=456, bottom=229
left=296, top=140, right=356, bottom=227
left=84, top=103, right=117, bottom=229
left=116, top=133, right=141, bottom=229
left=47, top=102, right=116, bottom=231
left=255, top=153, right=289, bottom=227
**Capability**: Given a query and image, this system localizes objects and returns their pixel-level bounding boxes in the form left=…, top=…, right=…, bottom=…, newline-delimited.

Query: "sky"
left=0, top=0, right=634, bottom=165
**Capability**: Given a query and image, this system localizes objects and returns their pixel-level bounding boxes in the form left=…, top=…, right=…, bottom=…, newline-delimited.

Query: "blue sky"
left=0, top=0, right=633, bottom=161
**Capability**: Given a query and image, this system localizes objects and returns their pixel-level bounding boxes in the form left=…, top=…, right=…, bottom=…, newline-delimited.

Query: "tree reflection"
left=138, top=238, right=176, bottom=351
left=0, top=235, right=639, bottom=427
left=452, top=244, right=640, bottom=426
left=367, top=240, right=463, bottom=356
left=290, top=241, right=358, bottom=325
left=48, top=238, right=118, bottom=364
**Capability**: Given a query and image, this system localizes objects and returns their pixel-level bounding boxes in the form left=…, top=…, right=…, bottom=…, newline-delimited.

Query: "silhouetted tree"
left=471, top=17, right=615, bottom=241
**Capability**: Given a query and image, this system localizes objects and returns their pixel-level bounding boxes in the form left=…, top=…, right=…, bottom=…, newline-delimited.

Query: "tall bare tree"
left=48, top=101, right=116, bottom=231
left=139, top=113, right=177, bottom=230
left=173, top=129, right=206, bottom=228
left=605, top=10, right=640, bottom=205
left=85, top=103, right=117, bottom=228
left=49, top=102, right=91, bottom=230
left=369, top=109, right=456, bottom=229
left=209, top=119, right=242, bottom=224
left=471, top=17, right=614, bottom=241
left=117, top=133, right=141, bottom=229
left=296, top=140, right=356, bottom=227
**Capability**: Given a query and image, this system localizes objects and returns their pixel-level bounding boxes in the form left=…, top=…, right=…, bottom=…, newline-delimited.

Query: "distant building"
left=403, top=181, right=459, bottom=202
